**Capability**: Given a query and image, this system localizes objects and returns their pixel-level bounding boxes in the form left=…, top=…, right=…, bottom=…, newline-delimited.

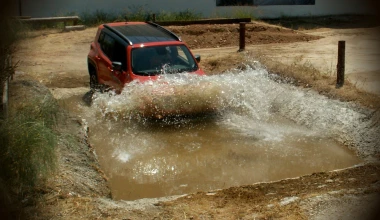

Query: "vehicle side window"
left=98, top=31, right=105, bottom=44
left=176, top=46, right=187, bottom=61
left=176, top=45, right=197, bottom=68
left=113, top=41, right=127, bottom=71
left=99, top=32, right=115, bottom=60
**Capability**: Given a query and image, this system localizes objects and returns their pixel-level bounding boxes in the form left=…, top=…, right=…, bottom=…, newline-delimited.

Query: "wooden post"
left=238, top=22, right=246, bottom=52
left=2, top=56, right=11, bottom=119
left=152, top=14, right=156, bottom=22
left=19, top=0, right=22, bottom=16
left=2, top=78, right=9, bottom=119
left=336, top=41, right=345, bottom=88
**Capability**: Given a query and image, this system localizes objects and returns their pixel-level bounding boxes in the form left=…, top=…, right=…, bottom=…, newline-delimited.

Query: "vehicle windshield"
left=131, top=45, right=198, bottom=76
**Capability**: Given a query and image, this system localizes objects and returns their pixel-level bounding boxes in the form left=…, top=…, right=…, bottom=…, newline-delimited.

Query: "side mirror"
left=194, top=55, right=201, bottom=63
left=112, top=61, right=122, bottom=72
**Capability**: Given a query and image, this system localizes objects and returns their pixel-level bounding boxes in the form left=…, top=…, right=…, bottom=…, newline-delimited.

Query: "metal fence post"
left=336, top=41, right=345, bottom=88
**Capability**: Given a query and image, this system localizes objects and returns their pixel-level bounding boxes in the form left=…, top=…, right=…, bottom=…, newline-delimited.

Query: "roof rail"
left=146, top=21, right=182, bottom=42
left=103, top=24, right=133, bottom=45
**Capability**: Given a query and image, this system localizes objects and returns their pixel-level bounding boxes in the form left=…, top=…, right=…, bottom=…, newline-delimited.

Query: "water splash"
left=83, top=60, right=373, bottom=200
left=89, top=61, right=376, bottom=147
left=92, top=73, right=224, bottom=120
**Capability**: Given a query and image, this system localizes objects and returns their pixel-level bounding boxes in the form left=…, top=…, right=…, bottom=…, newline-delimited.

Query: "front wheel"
left=89, top=68, right=109, bottom=93
left=90, top=72, right=98, bottom=90
left=89, top=67, right=100, bottom=91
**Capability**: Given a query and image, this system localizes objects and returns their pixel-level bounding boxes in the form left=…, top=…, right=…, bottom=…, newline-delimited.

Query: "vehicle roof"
left=103, top=22, right=180, bottom=44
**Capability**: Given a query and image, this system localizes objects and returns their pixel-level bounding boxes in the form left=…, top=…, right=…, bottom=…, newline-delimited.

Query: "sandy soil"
left=9, top=16, right=380, bottom=219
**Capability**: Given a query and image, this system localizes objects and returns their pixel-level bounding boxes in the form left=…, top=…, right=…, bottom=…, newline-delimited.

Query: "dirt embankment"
left=9, top=16, right=380, bottom=219
left=170, top=22, right=320, bottom=49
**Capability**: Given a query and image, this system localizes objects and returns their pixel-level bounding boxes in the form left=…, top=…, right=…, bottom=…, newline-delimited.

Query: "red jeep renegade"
left=87, top=22, right=205, bottom=92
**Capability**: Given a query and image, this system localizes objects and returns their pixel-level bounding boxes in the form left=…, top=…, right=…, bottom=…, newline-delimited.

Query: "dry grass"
left=0, top=94, right=58, bottom=191
left=201, top=52, right=248, bottom=74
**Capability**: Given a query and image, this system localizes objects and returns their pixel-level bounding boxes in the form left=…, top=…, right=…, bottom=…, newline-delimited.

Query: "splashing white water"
left=90, top=61, right=378, bottom=157
left=92, top=73, right=223, bottom=119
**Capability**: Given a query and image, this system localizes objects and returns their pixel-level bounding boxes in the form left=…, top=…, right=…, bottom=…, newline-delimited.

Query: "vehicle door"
left=96, top=31, right=121, bottom=90
left=111, top=41, right=132, bottom=87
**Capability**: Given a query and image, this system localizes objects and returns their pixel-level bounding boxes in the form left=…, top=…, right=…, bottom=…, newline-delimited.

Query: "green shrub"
left=123, top=5, right=152, bottom=22
left=68, top=6, right=203, bottom=26
left=0, top=18, right=22, bottom=89
left=231, top=8, right=257, bottom=19
left=211, top=7, right=257, bottom=20
left=157, top=9, right=202, bottom=21
left=75, top=5, right=151, bottom=26
left=79, top=9, right=119, bottom=26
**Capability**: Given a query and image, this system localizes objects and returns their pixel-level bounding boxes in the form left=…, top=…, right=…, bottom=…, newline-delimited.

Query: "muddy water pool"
left=59, top=65, right=362, bottom=200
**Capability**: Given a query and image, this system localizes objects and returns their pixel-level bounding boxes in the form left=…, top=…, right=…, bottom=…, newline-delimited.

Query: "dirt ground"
left=9, top=16, right=380, bottom=219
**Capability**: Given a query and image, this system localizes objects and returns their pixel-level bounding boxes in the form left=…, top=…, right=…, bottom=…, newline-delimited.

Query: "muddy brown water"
left=59, top=68, right=361, bottom=201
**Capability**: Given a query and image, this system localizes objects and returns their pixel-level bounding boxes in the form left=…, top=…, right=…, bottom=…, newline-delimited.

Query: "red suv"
left=87, top=22, right=205, bottom=92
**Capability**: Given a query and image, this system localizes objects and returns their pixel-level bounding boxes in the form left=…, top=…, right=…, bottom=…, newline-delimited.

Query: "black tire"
left=89, top=67, right=99, bottom=90
left=89, top=67, right=109, bottom=93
